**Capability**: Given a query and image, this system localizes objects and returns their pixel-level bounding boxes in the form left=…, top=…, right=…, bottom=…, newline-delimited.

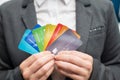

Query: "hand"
left=55, top=51, right=93, bottom=80
left=20, top=51, right=54, bottom=80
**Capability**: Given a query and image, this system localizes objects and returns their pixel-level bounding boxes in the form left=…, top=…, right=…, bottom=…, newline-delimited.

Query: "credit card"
left=33, top=24, right=41, bottom=29
left=18, top=29, right=38, bottom=54
left=32, top=26, right=45, bottom=51
left=46, top=29, right=82, bottom=55
left=24, top=32, right=39, bottom=52
left=44, top=24, right=56, bottom=50
left=47, top=23, right=68, bottom=47
left=24, top=24, right=41, bottom=52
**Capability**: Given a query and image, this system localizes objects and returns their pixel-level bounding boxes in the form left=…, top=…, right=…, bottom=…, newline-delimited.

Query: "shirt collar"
left=63, top=0, right=71, bottom=5
left=35, top=0, right=71, bottom=7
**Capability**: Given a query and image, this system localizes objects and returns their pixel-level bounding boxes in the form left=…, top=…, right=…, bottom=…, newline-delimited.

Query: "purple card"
left=46, top=29, right=82, bottom=55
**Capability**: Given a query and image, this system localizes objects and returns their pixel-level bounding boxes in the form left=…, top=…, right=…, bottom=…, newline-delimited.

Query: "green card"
left=32, top=26, right=45, bottom=51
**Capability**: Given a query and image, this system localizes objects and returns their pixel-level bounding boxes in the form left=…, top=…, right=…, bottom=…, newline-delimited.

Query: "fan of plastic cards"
left=18, top=23, right=82, bottom=55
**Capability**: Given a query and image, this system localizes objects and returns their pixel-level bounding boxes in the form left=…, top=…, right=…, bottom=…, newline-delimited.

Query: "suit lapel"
left=76, top=0, right=93, bottom=52
left=21, top=1, right=37, bottom=29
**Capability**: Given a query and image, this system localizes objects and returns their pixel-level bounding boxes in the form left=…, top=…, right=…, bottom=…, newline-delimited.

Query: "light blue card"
left=18, top=29, right=38, bottom=54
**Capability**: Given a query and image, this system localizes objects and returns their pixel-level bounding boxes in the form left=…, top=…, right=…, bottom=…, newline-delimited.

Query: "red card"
left=47, top=23, right=68, bottom=48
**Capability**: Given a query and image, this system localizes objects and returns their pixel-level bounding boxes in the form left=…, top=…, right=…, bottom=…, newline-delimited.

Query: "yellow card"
left=43, top=24, right=56, bottom=50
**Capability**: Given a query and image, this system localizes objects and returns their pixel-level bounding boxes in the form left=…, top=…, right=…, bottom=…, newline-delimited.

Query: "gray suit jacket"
left=0, top=0, right=120, bottom=80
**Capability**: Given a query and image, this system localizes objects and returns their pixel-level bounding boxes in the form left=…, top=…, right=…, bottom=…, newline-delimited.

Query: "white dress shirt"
left=34, top=0, right=76, bottom=30
left=0, top=0, right=10, bottom=5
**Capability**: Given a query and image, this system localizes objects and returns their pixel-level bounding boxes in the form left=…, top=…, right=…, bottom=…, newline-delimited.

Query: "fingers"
left=29, top=53, right=54, bottom=73
left=55, top=51, right=93, bottom=80
left=39, top=62, right=54, bottom=80
left=34, top=60, right=54, bottom=79
left=20, top=51, right=51, bottom=68
left=58, top=51, right=93, bottom=61
left=55, top=51, right=93, bottom=70
left=55, top=61, right=89, bottom=77
left=20, top=51, right=55, bottom=80
left=58, top=68, right=86, bottom=80
left=20, top=50, right=93, bottom=80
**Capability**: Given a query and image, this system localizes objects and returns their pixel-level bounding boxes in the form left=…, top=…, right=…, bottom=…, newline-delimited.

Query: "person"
left=0, top=0, right=120, bottom=80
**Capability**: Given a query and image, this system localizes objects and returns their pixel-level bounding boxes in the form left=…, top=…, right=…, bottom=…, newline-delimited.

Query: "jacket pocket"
left=89, top=25, right=105, bottom=37
left=86, top=25, right=106, bottom=59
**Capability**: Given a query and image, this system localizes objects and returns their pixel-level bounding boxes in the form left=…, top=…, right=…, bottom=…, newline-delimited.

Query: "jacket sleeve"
left=0, top=7, right=24, bottom=80
left=90, top=1, right=120, bottom=80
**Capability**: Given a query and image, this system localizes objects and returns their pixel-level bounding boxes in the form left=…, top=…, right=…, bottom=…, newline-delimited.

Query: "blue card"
left=24, top=32, right=39, bottom=52
left=24, top=24, right=41, bottom=52
left=33, top=24, right=41, bottom=29
left=18, top=29, right=39, bottom=54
